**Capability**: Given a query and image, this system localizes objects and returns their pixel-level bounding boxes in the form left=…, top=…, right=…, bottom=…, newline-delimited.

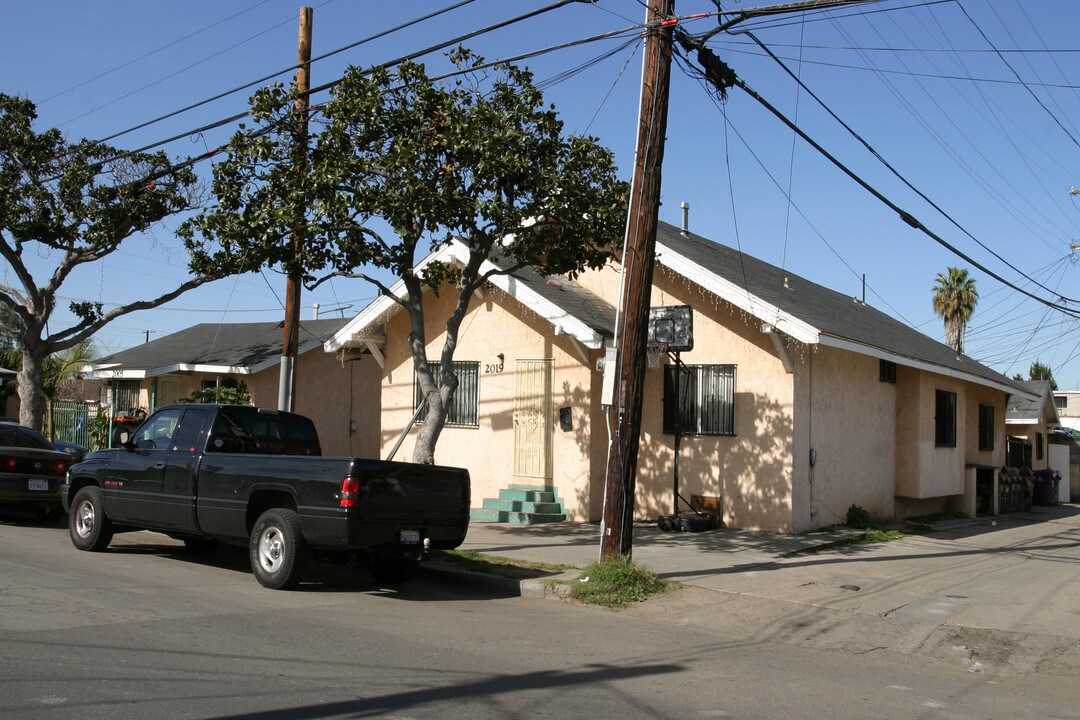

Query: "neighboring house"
left=84, top=319, right=381, bottom=457
left=1052, top=390, right=1080, bottom=432
left=1005, top=380, right=1060, bottom=471
left=326, top=221, right=1038, bottom=533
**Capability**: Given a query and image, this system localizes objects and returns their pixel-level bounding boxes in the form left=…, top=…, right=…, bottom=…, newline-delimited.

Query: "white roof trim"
left=85, top=336, right=326, bottom=380
left=325, top=240, right=605, bottom=353
left=656, top=241, right=819, bottom=344
left=655, top=240, right=1034, bottom=400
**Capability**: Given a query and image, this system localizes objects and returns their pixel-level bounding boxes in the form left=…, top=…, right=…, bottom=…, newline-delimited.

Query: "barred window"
left=414, top=361, right=479, bottom=427
left=663, top=364, right=736, bottom=436
left=978, top=403, right=994, bottom=451
left=935, top=389, right=957, bottom=448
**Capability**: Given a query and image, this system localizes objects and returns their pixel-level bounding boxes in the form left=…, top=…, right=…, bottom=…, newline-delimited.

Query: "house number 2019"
left=484, top=362, right=504, bottom=374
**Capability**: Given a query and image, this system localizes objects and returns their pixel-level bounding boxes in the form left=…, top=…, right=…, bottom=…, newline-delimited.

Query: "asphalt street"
left=1, top=507, right=1078, bottom=719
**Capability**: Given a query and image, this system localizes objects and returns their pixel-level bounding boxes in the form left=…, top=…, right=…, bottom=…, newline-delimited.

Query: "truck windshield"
left=206, top=407, right=321, bottom=456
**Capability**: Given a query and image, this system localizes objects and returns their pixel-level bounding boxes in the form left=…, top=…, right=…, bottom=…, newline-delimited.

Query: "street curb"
left=420, top=560, right=577, bottom=598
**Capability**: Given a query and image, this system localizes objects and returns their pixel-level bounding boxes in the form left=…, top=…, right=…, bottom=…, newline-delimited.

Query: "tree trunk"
left=17, top=345, right=48, bottom=432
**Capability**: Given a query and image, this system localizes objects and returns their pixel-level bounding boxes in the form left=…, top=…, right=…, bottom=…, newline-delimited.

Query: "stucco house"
left=327, top=221, right=1037, bottom=533
left=84, top=319, right=381, bottom=457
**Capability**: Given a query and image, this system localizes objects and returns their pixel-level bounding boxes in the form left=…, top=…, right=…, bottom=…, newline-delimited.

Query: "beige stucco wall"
left=895, top=370, right=966, bottom=499
left=639, top=267, right=796, bottom=532
left=376, top=283, right=602, bottom=521
left=791, top=346, right=896, bottom=532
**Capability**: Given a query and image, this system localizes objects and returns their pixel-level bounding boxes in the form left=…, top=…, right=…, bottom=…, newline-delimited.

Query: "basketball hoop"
left=646, top=341, right=669, bottom=369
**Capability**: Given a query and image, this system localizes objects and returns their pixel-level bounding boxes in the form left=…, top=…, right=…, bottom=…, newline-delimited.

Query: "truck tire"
left=369, top=552, right=420, bottom=585
left=69, top=486, right=114, bottom=552
left=249, top=508, right=307, bottom=590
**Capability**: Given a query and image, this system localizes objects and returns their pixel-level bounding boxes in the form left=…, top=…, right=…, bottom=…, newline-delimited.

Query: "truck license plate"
left=27, top=479, right=49, bottom=492
left=400, top=529, right=420, bottom=545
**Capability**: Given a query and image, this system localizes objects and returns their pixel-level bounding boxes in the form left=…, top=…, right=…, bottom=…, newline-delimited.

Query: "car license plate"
left=400, top=529, right=420, bottom=545
left=27, top=479, right=49, bottom=492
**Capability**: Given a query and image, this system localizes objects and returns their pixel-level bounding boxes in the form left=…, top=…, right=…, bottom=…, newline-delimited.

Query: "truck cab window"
left=132, top=408, right=182, bottom=450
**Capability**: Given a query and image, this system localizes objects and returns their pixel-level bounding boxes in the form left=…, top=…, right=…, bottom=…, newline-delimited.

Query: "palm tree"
left=932, top=267, right=978, bottom=354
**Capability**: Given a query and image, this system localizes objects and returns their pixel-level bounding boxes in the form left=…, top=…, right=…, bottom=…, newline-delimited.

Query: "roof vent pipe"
left=680, top=201, right=690, bottom=236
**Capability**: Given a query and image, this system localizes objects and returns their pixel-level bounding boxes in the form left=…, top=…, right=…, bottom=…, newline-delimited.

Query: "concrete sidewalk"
left=427, top=504, right=1080, bottom=677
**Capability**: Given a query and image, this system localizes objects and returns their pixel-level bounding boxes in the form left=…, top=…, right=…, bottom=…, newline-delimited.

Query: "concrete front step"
left=482, top=498, right=563, bottom=514
left=497, top=488, right=557, bottom=504
left=470, top=508, right=567, bottom=524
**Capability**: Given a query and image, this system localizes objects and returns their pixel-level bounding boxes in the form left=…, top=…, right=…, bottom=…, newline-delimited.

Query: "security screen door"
left=513, top=359, right=553, bottom=479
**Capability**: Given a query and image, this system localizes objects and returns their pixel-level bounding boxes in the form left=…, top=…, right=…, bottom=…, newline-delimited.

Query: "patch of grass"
left=848, top=529, right=913, bottom=544
left=430, top=549, right=573, bottom=575
left=569, top=557, right=669, bottom=607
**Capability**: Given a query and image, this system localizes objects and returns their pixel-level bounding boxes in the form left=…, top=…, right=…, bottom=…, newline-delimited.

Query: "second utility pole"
left=279, top=5, right=313, bottom=412
left=600, top=0, right=675, bottom=559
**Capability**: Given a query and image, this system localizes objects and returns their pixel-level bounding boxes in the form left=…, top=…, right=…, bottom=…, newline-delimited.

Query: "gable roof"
left=87, top=319, right=348, bottom=379
left=325, top=241, right=615, bottom=361
left=326, top=222, right=1035, bottom=400
left=1006, top=380, right=1059, bottom=425
left=654, top=222, right=1033, bottom=399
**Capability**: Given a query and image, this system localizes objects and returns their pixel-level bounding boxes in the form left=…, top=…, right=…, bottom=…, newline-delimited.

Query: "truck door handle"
left=154, top=462, right=165, bottom=469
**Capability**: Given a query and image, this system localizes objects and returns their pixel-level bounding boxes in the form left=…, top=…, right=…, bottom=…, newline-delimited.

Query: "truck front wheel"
left=249, top=509, right=307, bottom=590
left=69, top=486, right=114, bottom=552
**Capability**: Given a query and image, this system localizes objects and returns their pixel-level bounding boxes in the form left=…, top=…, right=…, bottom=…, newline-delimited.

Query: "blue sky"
left=4, top=1, right=1080, bottom=388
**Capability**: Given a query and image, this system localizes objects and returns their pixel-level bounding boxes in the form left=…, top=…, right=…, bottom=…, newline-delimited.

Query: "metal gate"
left=50, top=401, right=93, bottom=446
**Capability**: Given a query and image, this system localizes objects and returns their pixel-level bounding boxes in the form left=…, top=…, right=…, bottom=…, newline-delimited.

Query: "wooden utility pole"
left=278, top=5, right=313, bottom=412
left=600, top=0, right=675, bottom=559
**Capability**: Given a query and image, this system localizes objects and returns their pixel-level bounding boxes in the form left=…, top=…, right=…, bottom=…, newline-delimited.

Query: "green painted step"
left=469, top=508, right=566, bottom=524
left=471, top=484, right=566, bottom=524
left=497, top=488, right=557, bottom=503
left=482, top=498, right=563, bottom=514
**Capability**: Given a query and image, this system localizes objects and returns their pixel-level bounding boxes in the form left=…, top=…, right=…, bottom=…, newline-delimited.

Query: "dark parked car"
left=0, top=424, right=73, bottom=521
left=52, top=439, right=88, bottom=462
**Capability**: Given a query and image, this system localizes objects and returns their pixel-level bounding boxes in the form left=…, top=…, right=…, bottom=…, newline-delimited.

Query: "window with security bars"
left=663, top=364, right=736, bottom=436
left=112, top=379, right=141, bottom=415
left=935, top=389, right=957, bottom=448
left=978, top=403, right=994, bottom=451
left=414, top=361, right=479, bottom=427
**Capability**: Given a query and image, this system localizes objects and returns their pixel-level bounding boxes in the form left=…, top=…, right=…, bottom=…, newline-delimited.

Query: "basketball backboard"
left=647, top=305, right=693, bottom=352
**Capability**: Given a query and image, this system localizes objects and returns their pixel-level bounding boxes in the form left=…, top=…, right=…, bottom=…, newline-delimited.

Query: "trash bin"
left=1032, top=469, right=1058, bottom=506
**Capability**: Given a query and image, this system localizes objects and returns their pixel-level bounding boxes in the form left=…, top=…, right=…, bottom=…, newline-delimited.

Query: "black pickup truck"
left=61, top=404, right=470, bottom=589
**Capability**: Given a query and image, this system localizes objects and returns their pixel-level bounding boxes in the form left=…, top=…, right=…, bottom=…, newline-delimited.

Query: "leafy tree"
left=0, top=95, right=231, bottom=431
left=184, top=51, right=628, bottom=463
left=1028, top=359, right=1058, bottom=391
left=932, top=267, right=978, bottom=354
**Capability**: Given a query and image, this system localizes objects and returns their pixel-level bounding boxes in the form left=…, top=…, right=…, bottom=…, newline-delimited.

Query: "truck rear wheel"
left=69, top=486, right=114, bottom=552
left=249, top=508, right=307, bottom=589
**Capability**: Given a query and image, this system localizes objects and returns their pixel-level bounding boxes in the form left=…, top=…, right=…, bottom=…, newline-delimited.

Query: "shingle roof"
left=655, top=222, right=1032, bottom=398
left=327, top=242, right=615, bottom=352
left=89, top=319, right=348, bottom=378
left=1006, top=380, right=1055, bottom=424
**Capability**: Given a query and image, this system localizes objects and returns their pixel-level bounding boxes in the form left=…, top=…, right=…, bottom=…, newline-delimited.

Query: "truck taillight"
left=1, top=456, right=17, bottom=472
left=54, top=460, right=70, bottom=475
left=339, top=475, right=361, bottom=508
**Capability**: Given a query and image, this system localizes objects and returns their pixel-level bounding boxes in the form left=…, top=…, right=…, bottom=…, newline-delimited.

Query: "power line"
left=676, top=33, right=1080, bottom=321
left=743, top=31, right=1080, bottom=306
left=93, top=0, right=479, bottom=146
